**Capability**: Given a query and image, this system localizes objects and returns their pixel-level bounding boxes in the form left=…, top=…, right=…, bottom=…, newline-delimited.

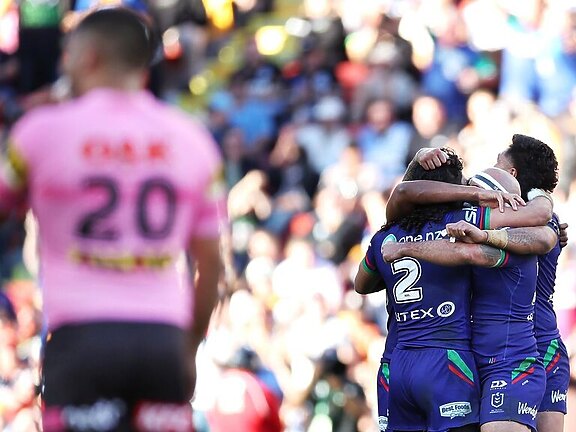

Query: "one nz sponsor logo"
left=518, top=402, right=538, bottom=420
left=551, top=390, right=567, bottom=404
left=439, top=402, right=471, bottom=419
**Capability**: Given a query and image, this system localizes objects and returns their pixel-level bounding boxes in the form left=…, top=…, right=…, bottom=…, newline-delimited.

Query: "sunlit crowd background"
left=1, top=0, right=576, bottom=431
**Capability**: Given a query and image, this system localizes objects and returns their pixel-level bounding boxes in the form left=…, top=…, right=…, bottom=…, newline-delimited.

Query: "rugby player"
left=417, top=135, right=569, bottom=432
left=494, top=135, right=569, bottom=432
left=356, top=149, right=509, bottom=432
left=381, top=168, right=555, bottom=432
left=361, top=153, right=552, bottom=431
left=0, top=8, right=225, bottom=431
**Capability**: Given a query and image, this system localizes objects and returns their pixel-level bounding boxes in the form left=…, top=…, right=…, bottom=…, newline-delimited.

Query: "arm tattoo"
left=506, top=229, right=537, bottom=248
left=479, top=244, right=504, bottom=267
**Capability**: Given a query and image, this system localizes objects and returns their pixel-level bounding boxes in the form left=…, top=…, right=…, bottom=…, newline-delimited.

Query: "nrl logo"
left=491, top=392, right=504, bottom=408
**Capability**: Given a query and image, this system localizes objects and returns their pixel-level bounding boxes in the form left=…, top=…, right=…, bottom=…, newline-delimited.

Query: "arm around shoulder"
left=503, top=226, right=557, bottom=255
left=386, top=181, right=480, bottom=222
left=381, top=240, right=505, bottom=268
left=488, top=196, right=552, bottom=229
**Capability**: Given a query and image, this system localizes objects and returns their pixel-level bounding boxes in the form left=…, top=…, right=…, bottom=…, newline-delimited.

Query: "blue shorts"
left=377, top=361, right=390, bottom=431
left=538, top=338, right=569, bottom=414
left=477, top=355, right=545, bottom=432
left=389, top=348, right=480, bottom=432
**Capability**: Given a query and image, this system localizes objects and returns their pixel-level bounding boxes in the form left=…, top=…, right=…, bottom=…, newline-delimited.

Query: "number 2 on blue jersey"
left=392, top=257, right=423, bottom=304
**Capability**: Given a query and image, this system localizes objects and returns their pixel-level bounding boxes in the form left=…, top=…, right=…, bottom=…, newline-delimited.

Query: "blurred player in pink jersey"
left=0, top=8, right=226, bottom=432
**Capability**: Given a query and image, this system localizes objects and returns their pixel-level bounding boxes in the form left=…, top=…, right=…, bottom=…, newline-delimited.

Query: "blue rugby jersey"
left=363, top=205, right=497, bottom=350
left=534, top=214, right=562, bottom=345
left=470, top=252, right=539, bottom=362
left=381, top=293, right=397, bottom=363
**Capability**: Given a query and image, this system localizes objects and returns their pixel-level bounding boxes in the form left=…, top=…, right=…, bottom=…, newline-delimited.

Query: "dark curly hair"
left=383, top=148, right=465, bottom=232
left=504, top=134, right=558, bottom=200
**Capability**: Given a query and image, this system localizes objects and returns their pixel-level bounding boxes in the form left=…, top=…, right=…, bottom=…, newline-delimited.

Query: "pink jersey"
left=2, top=89, right=226, bottom=330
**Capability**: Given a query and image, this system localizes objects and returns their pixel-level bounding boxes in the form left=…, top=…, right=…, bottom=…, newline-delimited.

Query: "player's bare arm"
left=386, top=180, right=524, bottom=222
left=381, top=240, right=506, bottom=268
left=188, top=236, right=222, bottom=347
left=354, top=261, right=386, bottom=295
left=559, top=222, right=568, bottom=248
left=188, top=236, right=222, bottom=390
left=488, top=195, right=552, bottom=229
left=446, top=220, right=557, bottom=255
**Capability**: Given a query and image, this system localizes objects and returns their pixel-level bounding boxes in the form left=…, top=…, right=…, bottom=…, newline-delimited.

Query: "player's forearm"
left=188, top=239, right=222, bottom=348
left=386, top=181, right=478, bottom=222
left=489, top=196, right=552, bottom=229
left=385, top=240, right=468, bottom=266
left=484, top=226, right=556, bottom=255
left=385, top=240, right=503, bottom=267
left=190, top=268, right=220, bottom=345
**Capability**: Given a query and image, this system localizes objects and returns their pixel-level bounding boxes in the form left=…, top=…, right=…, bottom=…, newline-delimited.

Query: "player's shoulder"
left=372, top=227, right=401, bottom=245
left=12, top=102, right=69, bottom=133
left=9, top=102, right=79, bottom=152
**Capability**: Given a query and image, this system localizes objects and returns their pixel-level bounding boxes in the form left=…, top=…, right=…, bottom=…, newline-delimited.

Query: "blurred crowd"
left=2, top=0, right=576, bottom=431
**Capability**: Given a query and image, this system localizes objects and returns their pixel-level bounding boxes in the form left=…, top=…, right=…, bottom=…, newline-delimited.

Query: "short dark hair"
left=505, top=134, right=558, bottom=199
left=74, top=7, right=154, bottom=71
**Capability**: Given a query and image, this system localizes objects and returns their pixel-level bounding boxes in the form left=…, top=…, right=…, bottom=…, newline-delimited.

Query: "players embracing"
left=356, top=135, right=569, bottom=432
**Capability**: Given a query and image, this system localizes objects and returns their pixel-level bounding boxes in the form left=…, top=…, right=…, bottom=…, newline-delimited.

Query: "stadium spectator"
left=498, top=1, right=576, bottom=118
left=221, top=126, right=260, bottom=189
left=406, top=94, right=459, bottom=163
left=350, top=39, right=418, bottom=123
left=206, top=346, right=283, bottom=432
left=226, top=72, right=277, bottom=160
left=284, top=36, right=338, bottom=123
left=16, top=0, right=66, bottom=94
left=355, top=97, right=413, bottom=191
left=408, top=0, right=496, bottom=126
left=264, top=125, right=319, bottom=236
left=296, top=95, right=351, bottom=175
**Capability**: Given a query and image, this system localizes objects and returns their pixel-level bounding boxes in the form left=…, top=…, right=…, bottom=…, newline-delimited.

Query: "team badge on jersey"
left=491, top=392, right=504, bottom=408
